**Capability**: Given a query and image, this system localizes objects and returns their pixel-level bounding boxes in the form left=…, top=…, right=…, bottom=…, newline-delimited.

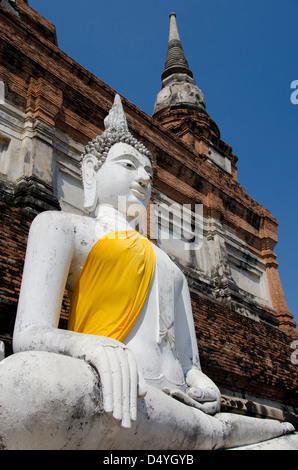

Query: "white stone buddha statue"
left=0, top=95, right=294, bottom=450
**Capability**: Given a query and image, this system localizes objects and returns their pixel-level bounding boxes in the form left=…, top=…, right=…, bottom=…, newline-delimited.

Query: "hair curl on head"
left=83, top=128, right=153, bottom=170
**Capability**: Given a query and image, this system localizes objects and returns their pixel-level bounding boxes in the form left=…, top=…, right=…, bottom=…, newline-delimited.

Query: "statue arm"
left=174, top=274, right=221, bottom=415
left=13, top=211, right=143, bottom=428
left=174, top=274, right=201, bottom=374
left=13, top=211, right=75, bottom=336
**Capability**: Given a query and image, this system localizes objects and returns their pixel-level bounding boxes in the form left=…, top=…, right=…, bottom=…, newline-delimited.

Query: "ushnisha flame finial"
left=82, top=94, right=152, bottom=167
left=103, top=94, right=129, bottom=133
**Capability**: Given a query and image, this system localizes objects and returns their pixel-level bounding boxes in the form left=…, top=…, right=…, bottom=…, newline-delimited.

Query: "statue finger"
left=96, top=346, right=113, bottom=413
left=137, top=370, right=147, bottom=398
left=116, top=347, right=131, bottom=428
left=106, top=346, right=122, bottom=421
left=163, top=388, right=219, bottom=414
left=126, top=348, right=138, bottom=421
left=195, top=400, right=220, bottom=415
left=188, top=386, right=219, bottom=403
left=163, top=388, right=196, bottom=408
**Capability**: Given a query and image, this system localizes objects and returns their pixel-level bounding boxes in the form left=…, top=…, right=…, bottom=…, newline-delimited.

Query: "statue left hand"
left=163, top=369, right=221, bottom=415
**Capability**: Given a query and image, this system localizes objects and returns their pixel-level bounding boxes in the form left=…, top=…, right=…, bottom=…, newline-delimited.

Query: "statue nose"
left=136, top=167, right=150, bottom=187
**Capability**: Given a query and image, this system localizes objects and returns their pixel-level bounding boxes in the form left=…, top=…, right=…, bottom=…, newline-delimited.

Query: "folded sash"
left=68, top=230, right=155, bottom=342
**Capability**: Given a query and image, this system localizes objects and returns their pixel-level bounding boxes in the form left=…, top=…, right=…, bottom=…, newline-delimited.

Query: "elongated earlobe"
left=82, top=154, right=99, bottom=212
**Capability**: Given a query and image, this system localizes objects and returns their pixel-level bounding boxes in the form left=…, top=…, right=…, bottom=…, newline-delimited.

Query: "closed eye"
left=125, top=162, right=135, bottom=169
left=118, top=160, right=136, bottom=170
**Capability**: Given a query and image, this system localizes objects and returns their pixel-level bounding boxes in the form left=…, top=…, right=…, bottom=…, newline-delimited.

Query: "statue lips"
left=130, top=184, right=149, bottom=200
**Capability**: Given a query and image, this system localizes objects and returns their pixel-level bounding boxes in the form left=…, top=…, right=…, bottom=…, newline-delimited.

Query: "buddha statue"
left=0, top=95, right=294, bottom=450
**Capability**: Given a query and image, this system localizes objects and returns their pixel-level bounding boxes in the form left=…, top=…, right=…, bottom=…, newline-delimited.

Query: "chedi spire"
left=153, top=13, right=205, bottom=116
left=162, top=13, right=193, bottom=81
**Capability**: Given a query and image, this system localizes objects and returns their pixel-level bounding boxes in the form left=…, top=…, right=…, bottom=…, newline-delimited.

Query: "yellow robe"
left=68, top=230, right=155, bottom=342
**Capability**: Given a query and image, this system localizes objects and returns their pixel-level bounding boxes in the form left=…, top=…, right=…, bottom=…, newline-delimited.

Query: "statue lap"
left=0, top=351, right=291, bottom=450
left=0, top=350, right=220, bottom=450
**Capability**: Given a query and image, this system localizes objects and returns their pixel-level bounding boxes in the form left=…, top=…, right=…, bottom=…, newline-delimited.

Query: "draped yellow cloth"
left=68, top=230, right=155, bottom=342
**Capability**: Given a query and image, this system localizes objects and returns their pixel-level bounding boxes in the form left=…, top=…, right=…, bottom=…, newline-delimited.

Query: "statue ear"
left=82, top=154, right=99, bottom=212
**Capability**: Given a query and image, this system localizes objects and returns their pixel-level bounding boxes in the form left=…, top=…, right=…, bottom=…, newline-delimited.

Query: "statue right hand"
left=14, top=325, right=146, bottom=428
left=80, top=337, right=147, bottom=428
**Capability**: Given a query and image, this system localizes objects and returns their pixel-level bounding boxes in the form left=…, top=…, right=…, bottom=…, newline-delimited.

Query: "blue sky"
left=28, top=0, right=298, bottom=326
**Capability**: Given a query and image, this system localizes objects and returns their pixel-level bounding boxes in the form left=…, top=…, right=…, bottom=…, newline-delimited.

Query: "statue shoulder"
left=29, top=211, right=86, bottom=245
left=31, top=210, right=81, bottom=231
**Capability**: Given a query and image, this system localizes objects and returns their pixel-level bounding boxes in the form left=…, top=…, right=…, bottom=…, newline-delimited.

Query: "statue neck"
left=95, top=204, right=141, bottom=232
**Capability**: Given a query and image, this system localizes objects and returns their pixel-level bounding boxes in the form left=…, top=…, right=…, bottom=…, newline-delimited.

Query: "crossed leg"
left=0, top=351, right=293, bottom=450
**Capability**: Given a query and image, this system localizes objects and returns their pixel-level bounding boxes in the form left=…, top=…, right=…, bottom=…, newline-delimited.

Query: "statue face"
left=96, top=142, right=153, bottom=218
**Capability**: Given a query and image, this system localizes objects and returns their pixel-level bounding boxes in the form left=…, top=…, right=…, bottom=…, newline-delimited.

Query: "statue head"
left=81, top=95, right=153, bottom=218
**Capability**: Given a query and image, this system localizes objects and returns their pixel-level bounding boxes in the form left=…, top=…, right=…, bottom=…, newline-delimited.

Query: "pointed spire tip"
left=162, top=12, right=193, bottom=81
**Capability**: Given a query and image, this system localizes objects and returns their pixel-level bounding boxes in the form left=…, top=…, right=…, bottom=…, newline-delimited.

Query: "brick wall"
left=192, top=291, right=298, bottom=407
left=0, top=203, right=33, bottom=354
